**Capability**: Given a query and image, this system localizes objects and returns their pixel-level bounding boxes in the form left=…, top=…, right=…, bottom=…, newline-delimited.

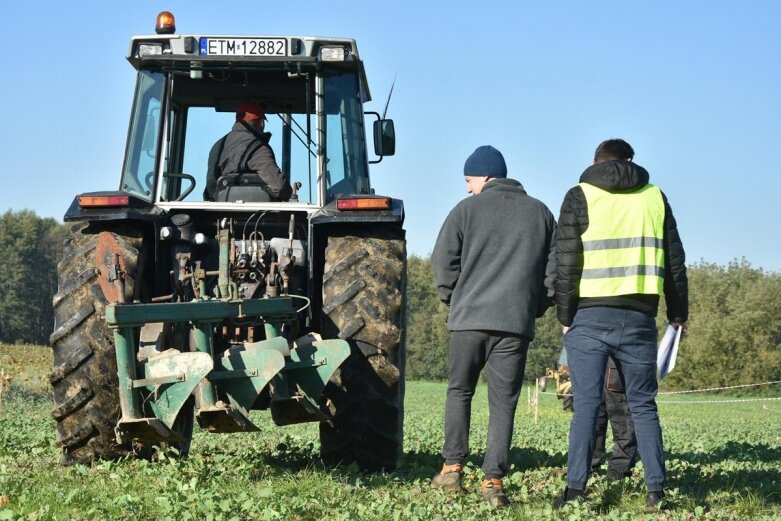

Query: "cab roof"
left=127, top=34, right=371, bottom=101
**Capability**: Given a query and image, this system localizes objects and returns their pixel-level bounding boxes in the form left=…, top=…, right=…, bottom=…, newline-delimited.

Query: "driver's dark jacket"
left=204, top=121, right=292, bottom=201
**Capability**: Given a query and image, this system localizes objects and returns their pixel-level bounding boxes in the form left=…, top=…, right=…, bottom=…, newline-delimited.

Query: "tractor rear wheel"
left=50, top=223, right=145, bottom=465
left=319, top=229, right=406, bottom=471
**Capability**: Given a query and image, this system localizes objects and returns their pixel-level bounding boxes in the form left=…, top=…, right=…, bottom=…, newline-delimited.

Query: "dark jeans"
left=442, top=330, right=530, bottom=478
left=565, top=307, right=663, bottom=492
left=591, top=357, right=638, bottom=474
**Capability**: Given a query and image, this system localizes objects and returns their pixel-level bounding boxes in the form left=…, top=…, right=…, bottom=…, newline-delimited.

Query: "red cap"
left=236, top=101, right=265, bottom=121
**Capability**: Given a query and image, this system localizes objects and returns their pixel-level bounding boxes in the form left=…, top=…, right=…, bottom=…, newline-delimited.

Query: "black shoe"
left=553, top=487, right=585, bottom=509
left=645, top=490, right=667, bottom=513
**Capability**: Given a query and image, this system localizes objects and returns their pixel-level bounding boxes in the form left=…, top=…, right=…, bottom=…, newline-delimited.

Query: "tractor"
left=50, top=12, right=406, bottom=471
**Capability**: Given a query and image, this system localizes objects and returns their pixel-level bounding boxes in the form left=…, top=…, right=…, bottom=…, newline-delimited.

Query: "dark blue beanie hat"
left=463, top=145, right=507, bottom=178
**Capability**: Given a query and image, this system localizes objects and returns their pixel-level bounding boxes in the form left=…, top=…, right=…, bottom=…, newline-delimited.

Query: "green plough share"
left=105, top=299, right=350, bottom=442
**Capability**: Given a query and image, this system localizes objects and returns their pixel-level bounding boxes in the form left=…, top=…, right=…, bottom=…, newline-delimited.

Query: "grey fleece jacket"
left=432, top=178, right=557, bottom=339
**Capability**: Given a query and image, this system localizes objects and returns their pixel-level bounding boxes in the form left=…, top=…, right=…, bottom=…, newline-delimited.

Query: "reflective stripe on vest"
left=579, top=182, right=665, bottom=297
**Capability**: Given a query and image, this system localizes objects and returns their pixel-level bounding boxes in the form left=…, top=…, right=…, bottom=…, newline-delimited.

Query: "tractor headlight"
left=319, top=46, right=346, bottom=61
left=138, top=44, right=164, bottom=57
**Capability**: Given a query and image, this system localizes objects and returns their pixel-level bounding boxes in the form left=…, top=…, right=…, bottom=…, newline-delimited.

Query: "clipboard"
left=657, top=323, right=682, bottom=380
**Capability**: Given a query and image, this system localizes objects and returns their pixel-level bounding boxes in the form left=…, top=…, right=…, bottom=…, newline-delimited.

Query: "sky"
left=1, top=1, right=780, bottom=271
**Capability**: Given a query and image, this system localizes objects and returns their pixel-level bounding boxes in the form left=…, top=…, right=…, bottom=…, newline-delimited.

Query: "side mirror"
left=373, top=119, right=395, bottom=157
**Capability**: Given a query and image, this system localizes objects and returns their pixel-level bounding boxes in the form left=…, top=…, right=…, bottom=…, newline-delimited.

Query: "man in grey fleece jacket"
left=430, top=145, right=556, bottom=508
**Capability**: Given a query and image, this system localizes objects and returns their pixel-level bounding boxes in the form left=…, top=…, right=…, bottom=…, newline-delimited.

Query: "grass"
left=1, top=343, right=779, bottom=520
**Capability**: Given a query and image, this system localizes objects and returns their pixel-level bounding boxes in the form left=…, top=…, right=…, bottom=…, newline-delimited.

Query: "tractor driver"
left=204, top=101, right=293, bottom=202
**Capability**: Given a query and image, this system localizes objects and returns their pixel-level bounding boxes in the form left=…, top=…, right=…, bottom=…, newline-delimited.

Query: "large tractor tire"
left=319, top=229, right=406, bottom=471
left=49, top=223, right=145, bottom=465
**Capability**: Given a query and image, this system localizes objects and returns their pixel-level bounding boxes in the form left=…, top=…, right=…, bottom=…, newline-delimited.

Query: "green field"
left=0, top=344, right=779, bottom=520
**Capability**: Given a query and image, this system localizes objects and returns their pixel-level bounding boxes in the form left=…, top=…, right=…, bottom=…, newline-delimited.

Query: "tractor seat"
left=215, top=173, right=273, bottom=202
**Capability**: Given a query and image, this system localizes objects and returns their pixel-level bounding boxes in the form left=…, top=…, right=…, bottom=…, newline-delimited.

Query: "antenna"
left=381, top=74, right=396, bottom=119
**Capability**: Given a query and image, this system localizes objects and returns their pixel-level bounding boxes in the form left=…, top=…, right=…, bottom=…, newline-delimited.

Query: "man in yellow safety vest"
left=553, top=139, right=688, bottom=513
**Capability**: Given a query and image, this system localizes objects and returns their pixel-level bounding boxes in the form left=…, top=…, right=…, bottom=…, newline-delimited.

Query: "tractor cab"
left=119, top=12, right=395, bottom=211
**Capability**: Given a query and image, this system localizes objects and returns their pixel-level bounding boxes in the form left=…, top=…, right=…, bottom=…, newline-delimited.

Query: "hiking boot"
left=430, top=463, right=465, bottom=493
left=553, top=486, right=585, bottom=509
left=606, top=468, right=632, bottom=481
left=481, top=478, right=510, bottom=509
left=645, top=490, right=667, bottom=513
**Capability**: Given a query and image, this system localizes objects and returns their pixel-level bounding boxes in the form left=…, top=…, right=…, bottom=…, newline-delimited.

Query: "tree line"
left=407, top=255, right=781, bottom=391
left=0, top=210, right=66, bottom=345
left=1, top=210, right=779, bottom=391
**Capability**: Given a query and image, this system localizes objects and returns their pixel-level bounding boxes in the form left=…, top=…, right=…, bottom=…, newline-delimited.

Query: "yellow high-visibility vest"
left=578, top=182, right=665, bottom=297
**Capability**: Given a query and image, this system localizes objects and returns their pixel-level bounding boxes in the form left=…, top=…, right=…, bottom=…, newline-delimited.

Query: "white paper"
left=657, top=324, right=682, bottom=380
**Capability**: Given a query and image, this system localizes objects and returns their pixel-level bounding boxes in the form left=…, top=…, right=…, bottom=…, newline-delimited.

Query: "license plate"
left=199, top=38, right=288, bottom=56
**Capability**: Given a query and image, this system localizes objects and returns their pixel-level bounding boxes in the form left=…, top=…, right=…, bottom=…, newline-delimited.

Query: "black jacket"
left=554, top=160, right=688, bottom=326
left=204, top=121, right=292, bottom=201
left=432, top=178, right=557, bottom=339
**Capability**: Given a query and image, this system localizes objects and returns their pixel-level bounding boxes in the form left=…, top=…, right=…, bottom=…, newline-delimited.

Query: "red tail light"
left=78, top=195, right=130, bottom=208
left=336, top=196, right=391, bottom=211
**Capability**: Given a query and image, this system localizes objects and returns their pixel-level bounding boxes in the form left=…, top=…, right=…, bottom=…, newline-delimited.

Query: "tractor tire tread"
left=320, top=230, right=406, bottom=471
left=50, top=225, right=144, bottom=465
left=50, top=343, right=94, bottom=385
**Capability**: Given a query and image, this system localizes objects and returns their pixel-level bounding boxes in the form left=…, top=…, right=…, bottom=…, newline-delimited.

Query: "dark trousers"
left=591, top=357, right=638, bottom=474
left=442, top=330, right=530, bottom=478
left=565, top=307, right=664, bottom=492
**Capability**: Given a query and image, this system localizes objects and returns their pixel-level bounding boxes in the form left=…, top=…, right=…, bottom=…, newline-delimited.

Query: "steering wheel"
left=143, top=171, right=155, bottom=194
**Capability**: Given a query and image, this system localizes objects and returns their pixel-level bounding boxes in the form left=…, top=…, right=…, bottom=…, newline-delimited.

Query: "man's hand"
left=670, top=322, right=688, bottom=336
left=562, top=326, right=570, bottom=335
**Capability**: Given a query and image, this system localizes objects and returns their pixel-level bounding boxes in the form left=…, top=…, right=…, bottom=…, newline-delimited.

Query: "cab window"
left=324, top=71, right=370, bottom=202
left=120, top=70, right=165, bottom=200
